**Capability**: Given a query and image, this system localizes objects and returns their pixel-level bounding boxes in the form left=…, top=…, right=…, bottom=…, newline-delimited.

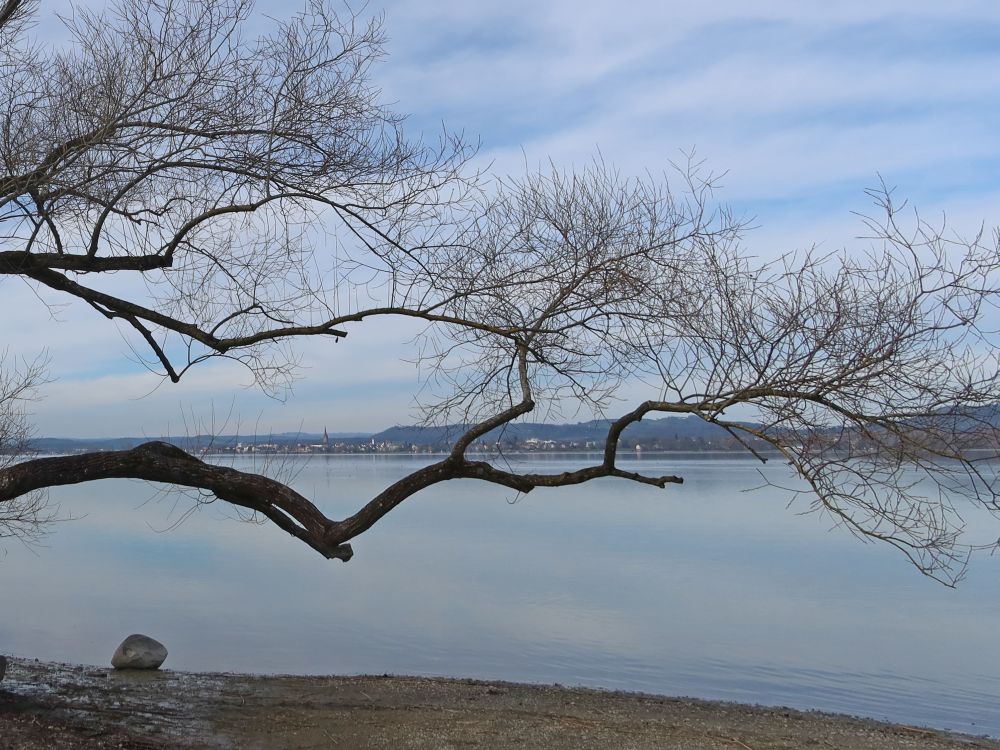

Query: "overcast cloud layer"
left=9, top=0, right=1000, bottom=436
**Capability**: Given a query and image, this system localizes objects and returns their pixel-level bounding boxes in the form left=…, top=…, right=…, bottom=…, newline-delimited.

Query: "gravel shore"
left=1, top=658, right=997, bottom=749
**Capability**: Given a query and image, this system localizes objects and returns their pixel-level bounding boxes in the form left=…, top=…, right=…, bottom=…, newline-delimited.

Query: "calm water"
left=2, top=454, right=999, bottom=736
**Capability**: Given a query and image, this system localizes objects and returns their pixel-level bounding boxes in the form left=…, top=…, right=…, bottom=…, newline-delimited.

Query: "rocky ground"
left=1, top=658, right=997, bottom=749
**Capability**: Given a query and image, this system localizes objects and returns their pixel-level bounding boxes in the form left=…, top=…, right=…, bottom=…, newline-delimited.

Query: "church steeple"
left=323, top=427, right=329, bottom=449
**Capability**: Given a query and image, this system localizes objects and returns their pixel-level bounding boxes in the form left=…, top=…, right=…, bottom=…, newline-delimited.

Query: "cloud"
left=10, top=0, right=1000, bottom=435
left=379, top=0, right=1000, bottom=213
left=24, top=316, right=430, bottom=436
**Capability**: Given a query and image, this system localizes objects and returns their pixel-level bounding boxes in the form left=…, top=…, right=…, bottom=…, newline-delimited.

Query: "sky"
left=9, top=0, right=1000, bottom=437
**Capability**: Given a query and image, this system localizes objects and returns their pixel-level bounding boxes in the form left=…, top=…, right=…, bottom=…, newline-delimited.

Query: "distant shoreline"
left=18, top=448, right=785, bottom=459
left=18, top=447, right=1000, bottom=459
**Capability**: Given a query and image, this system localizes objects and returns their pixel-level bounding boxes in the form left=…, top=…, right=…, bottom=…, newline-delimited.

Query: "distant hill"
left=25, top=404, right=1000, bottom=454
left=917, top=403, right=1000, bottom=432
left=24, top=416, right=748, bottom=453
left=371, top=415, right=755, bottom=448
left=27, top=431, right=371, bottom=454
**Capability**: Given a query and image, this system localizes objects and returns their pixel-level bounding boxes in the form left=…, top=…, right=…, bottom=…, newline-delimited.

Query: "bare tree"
left=2, top=0, right=1000, bottom=585
left=0, top=351, right=50, bottom=541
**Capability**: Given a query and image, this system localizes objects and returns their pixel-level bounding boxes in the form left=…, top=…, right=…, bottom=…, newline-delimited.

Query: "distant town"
left=222, top=429, right=753, bottom=455
left=25, top=415, right=773, bottom=456
left=22, top=406, right=1000, bottom=457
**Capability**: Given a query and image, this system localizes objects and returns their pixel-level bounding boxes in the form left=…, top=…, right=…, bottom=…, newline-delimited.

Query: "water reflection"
left=1, top=455, right=998, bottom=735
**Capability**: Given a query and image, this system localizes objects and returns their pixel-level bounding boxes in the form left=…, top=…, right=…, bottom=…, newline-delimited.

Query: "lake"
left=2, top=453, right=999, bottom=736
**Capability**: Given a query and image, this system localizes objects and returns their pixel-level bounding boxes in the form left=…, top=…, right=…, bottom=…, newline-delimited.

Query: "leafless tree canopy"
left=0, top=351, right=49, bottom=540
left=2, top=0, right=1000, bottom=585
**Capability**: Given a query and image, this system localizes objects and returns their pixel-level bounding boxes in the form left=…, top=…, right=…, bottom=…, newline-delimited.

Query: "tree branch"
left=0, top=443, right=353, bottom=560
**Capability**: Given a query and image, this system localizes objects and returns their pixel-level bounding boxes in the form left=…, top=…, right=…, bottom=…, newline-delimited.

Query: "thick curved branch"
left=1, top=436, right=687, bottom=561
left=15, top=265, right=349, bottom=354
left=461, top=460, right=684, bottom=490
left=602, top=400, right=703, bottom=468
left=85, top=300, right=181, bottom=382
left=450, top=344, right=534, bottom=458
left=0, top=442, right=353, bottom=560
left=328, top=454, right=683, bottom=545
left=0, top=0, right=26, bottom=30
left=0, top=251, right=171, bottom=274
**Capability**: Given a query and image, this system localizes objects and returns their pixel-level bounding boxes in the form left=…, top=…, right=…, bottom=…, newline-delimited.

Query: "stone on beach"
left=111, top=634, right=168, bottom=670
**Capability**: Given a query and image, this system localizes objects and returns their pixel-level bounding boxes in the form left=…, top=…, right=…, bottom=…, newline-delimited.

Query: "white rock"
left=111, top=634, right=168, bottom=670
